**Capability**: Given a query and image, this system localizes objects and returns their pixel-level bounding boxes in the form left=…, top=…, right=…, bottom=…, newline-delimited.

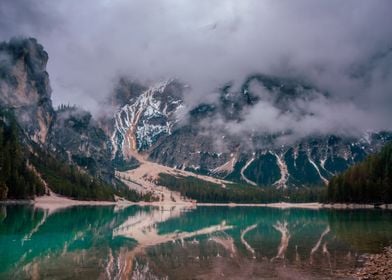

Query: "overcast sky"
left=1, top=0, right=392, bottom=139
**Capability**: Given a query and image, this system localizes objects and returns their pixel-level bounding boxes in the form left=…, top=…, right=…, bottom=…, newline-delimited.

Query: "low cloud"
left=0, top=0, right=391, bottom=142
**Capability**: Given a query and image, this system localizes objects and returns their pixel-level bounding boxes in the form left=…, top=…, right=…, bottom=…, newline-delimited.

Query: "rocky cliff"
left=0, top=38, right=53, bottom=144
left=47, top=105, right=114, bottom=179
left=0, top=38, right=115, bottom=183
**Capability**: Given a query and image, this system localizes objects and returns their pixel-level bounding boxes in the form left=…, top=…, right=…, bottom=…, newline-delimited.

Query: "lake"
left=0, top=204, right=391, bottom=279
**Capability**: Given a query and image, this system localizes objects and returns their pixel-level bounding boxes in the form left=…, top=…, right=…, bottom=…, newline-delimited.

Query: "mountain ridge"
left=1, top=37, right=391, bottom=202
left=109, top=75, right=391, bottom=188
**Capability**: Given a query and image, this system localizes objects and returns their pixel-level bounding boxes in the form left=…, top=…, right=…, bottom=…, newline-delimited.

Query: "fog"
left=1, top=0, right=391, bottom=140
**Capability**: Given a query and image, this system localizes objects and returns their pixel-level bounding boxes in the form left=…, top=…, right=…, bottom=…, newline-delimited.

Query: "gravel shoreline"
left=351, top=247, right=392, bottom=280
left=2, top=200, right=392, bottom=210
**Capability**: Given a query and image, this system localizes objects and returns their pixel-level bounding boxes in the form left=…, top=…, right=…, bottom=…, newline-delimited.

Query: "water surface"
left=0, top=204, right=391, bottom=279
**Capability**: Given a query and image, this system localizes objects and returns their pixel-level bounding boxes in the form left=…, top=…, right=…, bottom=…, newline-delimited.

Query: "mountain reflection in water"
left=0, top=204, right=391, bottom=279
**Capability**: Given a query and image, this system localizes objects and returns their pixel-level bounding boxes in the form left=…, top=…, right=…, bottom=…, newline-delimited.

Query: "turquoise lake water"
left=0, top=204, right=391, bottom=279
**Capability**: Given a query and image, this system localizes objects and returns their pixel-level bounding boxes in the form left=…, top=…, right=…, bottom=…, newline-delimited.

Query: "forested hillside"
left=0, top=111, right=45, bottom=199
left=0, top=109, right=150, bottom=201
left=158, top=173, right=326, bottom=203
left=328, top=142, right=392, bottom=203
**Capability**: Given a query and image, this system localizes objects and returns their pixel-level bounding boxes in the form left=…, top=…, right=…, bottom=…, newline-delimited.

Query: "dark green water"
left=0, top=204, right=391, bottom=279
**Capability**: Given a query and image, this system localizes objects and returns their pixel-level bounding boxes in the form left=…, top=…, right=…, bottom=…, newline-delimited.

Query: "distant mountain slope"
left=0, top=108, right=149, bottom=201
left=0, top=38, right=150, bottom=201
left=328, top=142, right=392, bottom=203
left=0, top=38, right=120, bottom=184
left=109, top=79, right=185, bottom=158
left=109, top=75, right=392, bottom=188
left=0, top=109, right=45, bottom=199
left=1, top=37, right=391, bottom=196
left=48, top=105, right=115, bottom=180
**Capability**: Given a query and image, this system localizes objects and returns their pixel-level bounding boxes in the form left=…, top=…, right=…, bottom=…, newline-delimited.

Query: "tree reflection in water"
left=0, top=205, right=391, bottom=279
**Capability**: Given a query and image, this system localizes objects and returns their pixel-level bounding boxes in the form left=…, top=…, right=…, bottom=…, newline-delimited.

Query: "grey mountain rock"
left=111, top=75, right=392, bottom=188
left=0, top=38, right=53, bottom=144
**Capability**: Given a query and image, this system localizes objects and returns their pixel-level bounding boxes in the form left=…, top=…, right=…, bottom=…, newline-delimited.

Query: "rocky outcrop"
left=47, top=105, right=114, bottom=179
left=0, top=38, right=54, bottom=144
left=0, top=38, right=117, bottom=184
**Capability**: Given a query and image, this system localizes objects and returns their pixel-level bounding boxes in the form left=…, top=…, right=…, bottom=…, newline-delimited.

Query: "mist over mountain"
left=0, top=2, right=392, bottom=193
left=1, top=4, right=392, bottom=279
left=1, top=0, right=392, bottom=142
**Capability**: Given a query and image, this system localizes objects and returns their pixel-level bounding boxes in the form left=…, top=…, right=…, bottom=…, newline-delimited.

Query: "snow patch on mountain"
left=272, top=152, right=289, bottom=189
left=308, top=155, right=329, bottom=185
left=212, top=154, right=237, bottom=175
left=240, top=157, right=257, bottom=186
left=111, top=80, right=184, bottom=158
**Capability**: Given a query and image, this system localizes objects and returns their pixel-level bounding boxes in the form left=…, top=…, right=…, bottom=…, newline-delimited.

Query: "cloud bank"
left=0, top=0, right=392, bottom=140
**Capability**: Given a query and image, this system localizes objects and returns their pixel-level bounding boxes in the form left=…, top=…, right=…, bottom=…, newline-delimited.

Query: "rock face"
left=111, top=75, right=392, bottom=188
left=47, top=105, right=114, bottom=179
left=110, top=79, right=185, bottom=159
left=0, top=38, right=54, bottom=144
left=0, top=38, right=115, bottom=183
